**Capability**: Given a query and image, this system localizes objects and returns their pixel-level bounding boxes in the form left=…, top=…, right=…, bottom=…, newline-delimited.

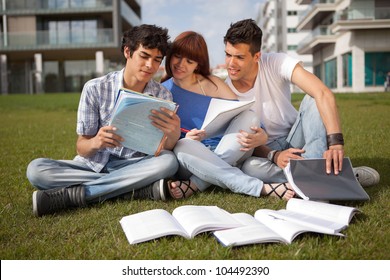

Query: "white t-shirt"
left=226, top=52, right=301, bottom=143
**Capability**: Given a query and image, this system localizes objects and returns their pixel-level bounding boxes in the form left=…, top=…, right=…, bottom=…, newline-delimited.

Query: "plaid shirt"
left=74, top=69, right=173, bottom=172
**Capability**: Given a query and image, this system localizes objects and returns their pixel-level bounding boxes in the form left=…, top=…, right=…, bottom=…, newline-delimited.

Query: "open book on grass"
left=283, top=158, right=369, bottom=201
left=120, top=205, right=242, bottom=245
left=110, top=88, right=177, bottom=156
left=213, top=198, right=359, bottom=247
left=172, top=89, right=255, bottom=138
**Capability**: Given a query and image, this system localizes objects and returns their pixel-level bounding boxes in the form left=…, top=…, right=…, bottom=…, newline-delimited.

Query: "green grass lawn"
left=0, top=92, right=389, bottom=260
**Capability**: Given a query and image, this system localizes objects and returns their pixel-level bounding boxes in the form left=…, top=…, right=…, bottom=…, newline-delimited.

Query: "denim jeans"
left=174, top=110, right=264, bottom=197
left=26, top=151, right=178, bottom=203
left=241, top=94, right=327, bottom=183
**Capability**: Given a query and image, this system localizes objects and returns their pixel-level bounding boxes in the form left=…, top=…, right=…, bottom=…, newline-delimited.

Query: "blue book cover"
left=173, top=89, right=211, bottom=131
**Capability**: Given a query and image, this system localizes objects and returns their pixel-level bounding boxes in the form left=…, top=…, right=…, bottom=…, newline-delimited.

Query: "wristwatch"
left=267, top=150, right=278, bottom=163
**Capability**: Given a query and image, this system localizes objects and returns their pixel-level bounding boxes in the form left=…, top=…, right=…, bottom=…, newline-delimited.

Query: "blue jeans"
left=241, top=94, right=327, bottom=183
left=174, top=110, right=264, bottom=197
left=26, top=151, right=178, bottom=203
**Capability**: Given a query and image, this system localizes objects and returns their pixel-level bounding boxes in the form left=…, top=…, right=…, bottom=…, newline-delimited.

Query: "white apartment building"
left=0, top=0, right=142, bottom=94
left=258, top=0, right=313, bottom=92
left=296, top=0, right=390, bottom=93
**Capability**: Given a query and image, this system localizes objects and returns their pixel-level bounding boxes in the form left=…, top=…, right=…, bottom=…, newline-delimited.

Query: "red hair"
left=162, top=31, right=211, bottom=82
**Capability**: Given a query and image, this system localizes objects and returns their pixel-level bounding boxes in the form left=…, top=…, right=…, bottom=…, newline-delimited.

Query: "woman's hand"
left=274, top=148, right=305, bottom=169
left=185, top=129, right=206, bottom=141
left=237, top=126, right=268, bottom=152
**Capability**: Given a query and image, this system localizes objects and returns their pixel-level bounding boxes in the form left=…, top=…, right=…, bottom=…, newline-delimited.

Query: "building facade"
left=258, top=0, right=313, bottom=92
left=0, top=0, right=141, bottom=94
left=296, top=0, right=390, bottom=93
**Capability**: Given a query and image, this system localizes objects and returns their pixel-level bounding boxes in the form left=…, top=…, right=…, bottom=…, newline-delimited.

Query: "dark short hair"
left=163, top=31, right=211, bottom=81
left=223, top=19, right=262, bottom=55
left=121, top=24, right=170, bottom=57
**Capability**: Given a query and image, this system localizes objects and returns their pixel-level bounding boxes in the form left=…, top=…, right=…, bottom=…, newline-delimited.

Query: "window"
left=314, top=64, right=322, bottom=80
left=71, top=21, right=83, bottom=43
left=342, top=53, right=352, bottom=87
left=287, top=11, right=297, bottom=16
left=64, top=60, right=96, bottom=92
left=71, top=20, right=97, bottom=43
left=287, top=45, right=298, bottom=50
left=325, top=58, right=337, bottom=88
left=365, top=52, right=390, bottom=86
left=49, top=0, right=68, bottom=9
left=48, top=19, right=98, bottom=45
left=58, top=21, right=71, bottom=44
left=43, top=61, right=60, bottom=92
left=287, top=28, right=297, bottom=33
left=48, top=0, right=98, bottom=9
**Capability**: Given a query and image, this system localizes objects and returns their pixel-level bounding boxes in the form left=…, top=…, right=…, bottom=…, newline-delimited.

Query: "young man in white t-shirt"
left=223, top=18, right=379, bottom=188
left=168, top=19, right=379, bottom=201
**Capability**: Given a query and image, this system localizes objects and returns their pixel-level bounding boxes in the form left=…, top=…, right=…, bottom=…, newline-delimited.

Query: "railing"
left=298, top=0, right=336, bottom=22
left=120, top=0, right=141, bottom=26
left=0, top=28, right=114, bottom=49
left=310, top=0, right=336, bottom=5
left=297, top=25, right=333, bottom=51
left=335, top=7, right=390, bottom=20
left=1, top=0, right=112, bottom=10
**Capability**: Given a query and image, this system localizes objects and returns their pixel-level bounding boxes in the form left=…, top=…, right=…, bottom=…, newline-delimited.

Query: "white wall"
left=313, top=29, right=390, bottom=92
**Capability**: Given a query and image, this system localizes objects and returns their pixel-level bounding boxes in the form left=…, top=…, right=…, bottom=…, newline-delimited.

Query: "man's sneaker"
left=132, top=179, right=168, bottom=201
left=353, top=166, right=380, bottom=187
left=32, top=185, right=86, bottom=217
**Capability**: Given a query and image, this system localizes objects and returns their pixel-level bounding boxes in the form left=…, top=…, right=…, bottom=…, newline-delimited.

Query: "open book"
left=172, top=90, right=255, bottom=138
left=283, top=158, right=370, bottom=201
left=120, top=205, right=241, bottom=245
left=109, top=88, right=177, bottom=156
left=213, top=198, right=360, bottom=247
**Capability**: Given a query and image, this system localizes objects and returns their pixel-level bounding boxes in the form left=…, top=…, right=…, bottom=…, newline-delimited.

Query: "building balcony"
left=262, top=15, right=271, bottom=28
left=297, top=25, right=338, bottom=54
left=0, top=0, right=113, bottom=15
left=263, top=31, right=270, bottom=42
left=297, top=0, right=339, bottom=31
left=296, top=0, right=311, bottom=5
left=0, top=28, right=115, bottom=51
left=120, top=0, right=141, bottom=27
left=331, top=7, right=390, bottom=32
left=263, top=0, right=270, bottom=13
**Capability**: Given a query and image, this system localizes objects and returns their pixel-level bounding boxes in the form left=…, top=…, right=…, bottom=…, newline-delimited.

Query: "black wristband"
left=327, top=133, right=344, bottom=147
left=272, top=151, right=279, bottom=164
left=267, top=150, right=279, bottom=164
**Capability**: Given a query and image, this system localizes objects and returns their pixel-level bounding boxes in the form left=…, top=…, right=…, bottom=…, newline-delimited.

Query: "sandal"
left=168, top=179, right=198, bottom=200
left=263, top=183, right=295, bottom=201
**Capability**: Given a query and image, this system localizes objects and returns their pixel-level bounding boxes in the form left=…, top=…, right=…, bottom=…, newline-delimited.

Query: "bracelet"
left=327, top=133, right=344, bottom=147
left=272, top=151, right=279, bottom=164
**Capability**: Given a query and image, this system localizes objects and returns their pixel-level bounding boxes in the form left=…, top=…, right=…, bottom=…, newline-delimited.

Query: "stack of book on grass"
left=120, top=199, right=360, bottom=246
left=120, top=205, right=241, bottom=245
